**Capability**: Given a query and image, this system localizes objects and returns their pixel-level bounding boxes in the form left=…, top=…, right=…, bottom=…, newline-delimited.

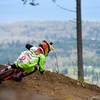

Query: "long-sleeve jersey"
left=14, top=50, right=45, bottom=74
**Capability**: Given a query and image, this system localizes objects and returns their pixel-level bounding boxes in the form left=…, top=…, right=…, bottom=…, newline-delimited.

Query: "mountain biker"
left=0, top=40, right=54, bottom=81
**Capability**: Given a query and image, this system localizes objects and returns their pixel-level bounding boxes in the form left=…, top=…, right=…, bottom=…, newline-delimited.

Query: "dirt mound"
left=0, top=64, right=100, bottom=100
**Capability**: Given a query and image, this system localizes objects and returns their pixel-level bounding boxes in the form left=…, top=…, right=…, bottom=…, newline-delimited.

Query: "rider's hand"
left=40, top=71, right=44, bottom=74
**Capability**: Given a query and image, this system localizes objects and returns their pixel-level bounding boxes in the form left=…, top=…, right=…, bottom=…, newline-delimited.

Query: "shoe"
left=0, top=77, right=2, bottom=84
left=0, top=80, right=2, bottom=84
left=12, top=76, right=22, bottom=82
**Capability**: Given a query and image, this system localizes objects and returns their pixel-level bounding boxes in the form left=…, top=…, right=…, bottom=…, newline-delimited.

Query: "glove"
left=40, top=71, right=44, bottom=74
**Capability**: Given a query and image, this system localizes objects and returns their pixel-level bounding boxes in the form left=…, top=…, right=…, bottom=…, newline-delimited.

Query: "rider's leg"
left=0, top=66, right=11, bottom=74
left=0, top=63, right=18, bottom=74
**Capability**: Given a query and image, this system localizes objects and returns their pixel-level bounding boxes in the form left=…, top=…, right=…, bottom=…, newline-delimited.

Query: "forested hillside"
left=0, top=21, right=100, bottom=68
left=0, top=21, right=100, bottom=43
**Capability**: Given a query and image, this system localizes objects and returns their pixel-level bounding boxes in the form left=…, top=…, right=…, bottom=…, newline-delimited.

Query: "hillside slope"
left=0, top=65, right=100, bottom=100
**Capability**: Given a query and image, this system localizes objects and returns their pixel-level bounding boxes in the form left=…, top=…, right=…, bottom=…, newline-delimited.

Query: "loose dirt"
left=0, top=64, right=100, bottom=100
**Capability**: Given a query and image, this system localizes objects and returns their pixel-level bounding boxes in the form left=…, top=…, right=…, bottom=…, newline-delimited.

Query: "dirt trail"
left=0, top=64, right=100, bottom=100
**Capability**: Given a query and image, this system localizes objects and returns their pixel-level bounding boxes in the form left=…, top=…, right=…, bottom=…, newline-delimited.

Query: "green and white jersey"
left=14, top=50, right=45, bottom=74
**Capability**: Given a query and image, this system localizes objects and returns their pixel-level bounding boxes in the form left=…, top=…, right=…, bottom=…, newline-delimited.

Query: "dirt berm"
left=0, top=64, right=100, bottom=100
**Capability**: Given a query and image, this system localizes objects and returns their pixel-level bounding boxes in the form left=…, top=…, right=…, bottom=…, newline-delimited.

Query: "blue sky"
left=0, top=0, right=100, bottom=22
